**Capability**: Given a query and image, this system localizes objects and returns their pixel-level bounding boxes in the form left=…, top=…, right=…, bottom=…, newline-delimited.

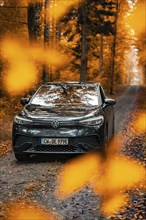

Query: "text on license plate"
left=41, top=138, right=69, bottom=145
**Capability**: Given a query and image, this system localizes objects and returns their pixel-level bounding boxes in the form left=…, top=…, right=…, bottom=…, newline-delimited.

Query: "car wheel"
left=104, top=135, right=108, bottom=151
left=104, top=125, right=108, bottom=146
left=101, top=126, right=108, bottom=156
left=112, top=122, right=115, bottom=135
left=112, top=115, right=115, bottom=135
left=14, top=153, right=30, bottom=161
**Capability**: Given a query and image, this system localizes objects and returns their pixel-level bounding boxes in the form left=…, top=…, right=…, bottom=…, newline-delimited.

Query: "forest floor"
left=0, top=85, right=145, bottom=220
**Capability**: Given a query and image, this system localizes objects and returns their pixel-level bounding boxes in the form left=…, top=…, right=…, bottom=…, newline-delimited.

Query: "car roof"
left=40, top=82, right=100, bottom=87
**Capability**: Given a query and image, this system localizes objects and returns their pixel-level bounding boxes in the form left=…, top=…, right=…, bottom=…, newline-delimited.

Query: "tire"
left=100, top=126, right=108, bottom=156
left=112, top=122, right=115, bottom=135
left=14, top=153, right=30, bottom=161
left=104, top=124, right=108, bottom=147
left=112, top=113, right=115, bottom=136
left=103, top=133, right=108, bottom=153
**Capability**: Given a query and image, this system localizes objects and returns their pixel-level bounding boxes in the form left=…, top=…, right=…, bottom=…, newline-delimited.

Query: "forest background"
left=0, top=0, right=145, bottom=138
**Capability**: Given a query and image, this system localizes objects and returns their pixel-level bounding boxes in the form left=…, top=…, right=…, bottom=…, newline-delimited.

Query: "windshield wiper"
left=59, top=83, right=72, bottom=103
left=59, top=83, right=68, bottom=96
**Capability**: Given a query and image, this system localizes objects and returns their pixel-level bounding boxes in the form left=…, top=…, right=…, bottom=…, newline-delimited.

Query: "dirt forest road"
left=0, top=86, right=145, bottom=220
left=114, top=86, right=139, bottom=133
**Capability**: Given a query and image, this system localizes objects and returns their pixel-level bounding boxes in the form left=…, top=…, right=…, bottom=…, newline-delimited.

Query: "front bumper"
left=13, top=134, right=102, bottom=154
left=12, top=124, right=104, bottom=154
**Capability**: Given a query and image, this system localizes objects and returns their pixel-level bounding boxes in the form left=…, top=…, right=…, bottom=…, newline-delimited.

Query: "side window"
left=99, top=86, right=106, bottom=104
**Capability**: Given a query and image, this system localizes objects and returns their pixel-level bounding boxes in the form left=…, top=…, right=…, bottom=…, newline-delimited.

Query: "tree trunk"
left=43, top=0, right=50, bottom=44
left=27, top=1, right=50, bottom=83
left=42, top=0, right=50, bottom=83
left=27, top=2, right=42, bottom=41
left=43, top=0, right=60, bottom=82
left=110, top=0, right=119, bottom=94
left=80, top=4, right=88, bottom=82
left=99, top=33, right=104, bottom=73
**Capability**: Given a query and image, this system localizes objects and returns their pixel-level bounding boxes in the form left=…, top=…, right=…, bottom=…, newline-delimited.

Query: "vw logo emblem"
left=51, top=120, right=60, bottom=128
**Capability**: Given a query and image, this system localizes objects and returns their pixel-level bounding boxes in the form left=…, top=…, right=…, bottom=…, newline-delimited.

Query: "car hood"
left=23, top=105, right=99, bottom=120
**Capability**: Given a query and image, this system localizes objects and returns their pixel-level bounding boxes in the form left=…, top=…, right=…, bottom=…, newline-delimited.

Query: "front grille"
left=28, top=145, right=84, bottom=153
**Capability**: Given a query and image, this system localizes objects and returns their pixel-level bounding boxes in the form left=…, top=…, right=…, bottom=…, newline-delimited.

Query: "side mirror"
left=104, top=98, right=116, bottom=106
left=20, top=97, right=30, bottom=106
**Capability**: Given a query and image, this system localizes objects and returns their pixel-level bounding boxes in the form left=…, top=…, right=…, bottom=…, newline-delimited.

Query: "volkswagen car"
left=12, top=82, right=116, bottom=161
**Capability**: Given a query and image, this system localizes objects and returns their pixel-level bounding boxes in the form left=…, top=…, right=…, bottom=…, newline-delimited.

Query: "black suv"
left=12, top=82, right=116, bottom=161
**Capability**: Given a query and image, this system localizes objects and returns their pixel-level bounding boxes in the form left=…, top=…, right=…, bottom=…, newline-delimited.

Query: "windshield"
left=30, top=84, right=99, bottom=108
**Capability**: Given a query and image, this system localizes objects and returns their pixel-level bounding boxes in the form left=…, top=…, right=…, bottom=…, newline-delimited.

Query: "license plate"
left=41, top=138, right=69, bottom=145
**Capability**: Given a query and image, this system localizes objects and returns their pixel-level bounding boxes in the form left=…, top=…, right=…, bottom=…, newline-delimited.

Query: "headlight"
left=79, top=116, right=104, bottom=126
left=14, top=115, right=33, bottom=125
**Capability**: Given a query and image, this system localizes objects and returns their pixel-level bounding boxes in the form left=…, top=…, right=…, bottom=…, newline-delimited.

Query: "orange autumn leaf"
left=93, top=156, right=145, bottom=195
left=47, top=0, right=84, bottom=21
left=101, top=193, right=129, bottom=216
left=7, top=202, right=59, bottom=220
left=57, top=152, right=102, bottom=199
left=2, top=38, right=69, bottom=95
left=132, top=112, right=146, bottom=134
left=57, top=150, right=145, bottom=215
left=126, top=2, right=146, bottom=35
